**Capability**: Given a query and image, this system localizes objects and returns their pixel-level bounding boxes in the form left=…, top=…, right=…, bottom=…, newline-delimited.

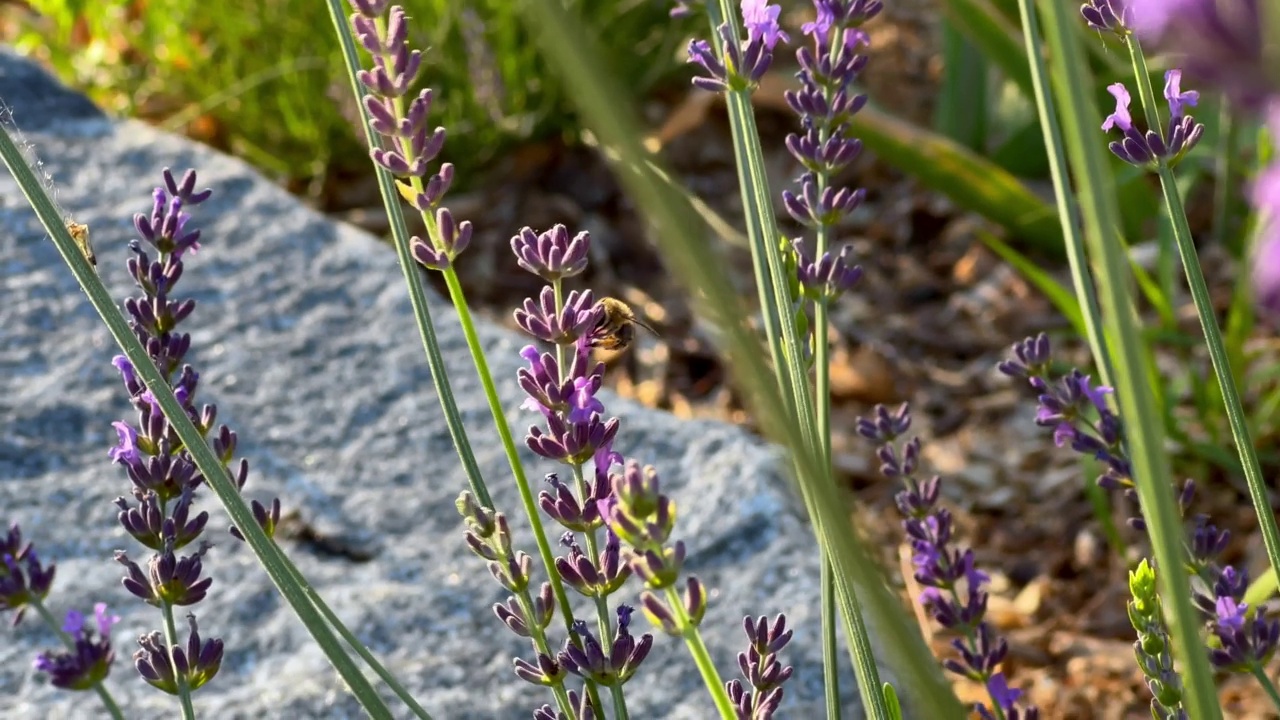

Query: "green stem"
left=159, top=601, right=196, bottom=720
left=1252, top=665, right=1280, bottom=711
left=1130, top=37, right=1280, bottom=610
left=814, top=154, right=840, bottom=720
left=1153, top=160, right=1280, bottom=578
left=662, top=587, right=735, bottom=718
left=1013, top=0, right=1113, bottom=389
left=820, top=557, right=840, bottom=720
left=440, top=265, right=583, bottom=644
left=31, top=601, right=126, bottom=720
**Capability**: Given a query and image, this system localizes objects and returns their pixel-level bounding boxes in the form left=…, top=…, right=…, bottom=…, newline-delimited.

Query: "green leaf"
left=851, top=105, right=1062, bottom=254
left=937, top=0, right=1034, bottom=98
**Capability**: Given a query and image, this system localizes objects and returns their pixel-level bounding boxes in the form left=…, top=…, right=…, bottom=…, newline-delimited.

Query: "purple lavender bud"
left=1208, top=595, right=1280, bottom=672
left=555, top=532, right=630, bottom=598
left=997, top=333, right=1051, bottom=378
left=855, top=402, right=911, bottom=442
left=557, top=616, right=652, bottom=687
left=639, top=590, right=680, bottom=635
left=515, top=287, right=600, bottom=345
left=132, top=615, right=224, bottom=695
left=354, top=8, right=423, bottom=97
left=611, top=460, right=663, bottom=517
left=116, top=487, right=209, bottom=551
left=533, top=689, right=596, bottom=720
left=510, top=225, right=591, bottom=281
left=1101, top=72, right=1205, bottom=167
left=229, top=496, right=282, bottom=542
left=1080, top=0, right=1131, bottom=35
left=116, top=542, right=213, bottom=607
left=0, top=523, right=57, bottom=625
left=539, top=473, right=596, bottom=531
left=135, top=187, right=200, bottom=258
left=687, top=39, right=729, bottom=92
left=162, top=168, right=212, bottom=206
left=32, top=603, right=118, bottom=690
left=410, top=237, right=450, bottom=271
left=793, top=241, right=863, bottom=299
left=683, top=576, right=708, bottom=626
left=494, top=596, right=533, bottom=637
left=513, top=651, right=566, bottom=687
left=409, top=207, right=471, bottom=272
left=627, top=542, right=686, bottom=589
left=744, top=614, right=793, bottom=656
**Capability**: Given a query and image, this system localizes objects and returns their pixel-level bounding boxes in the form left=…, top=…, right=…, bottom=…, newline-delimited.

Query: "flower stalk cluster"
left=108, top=169, right=255, bottom=703
left=510, top=223, right=657, bottom=718
left=1001, top=334, right=1280, bottom=697
left=349, top=0, right=469, bottom=272
left=857, top=403, right=1038, bottom=720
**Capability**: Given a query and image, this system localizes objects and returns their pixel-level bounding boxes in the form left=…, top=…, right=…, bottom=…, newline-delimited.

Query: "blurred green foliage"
left=11, top=0, right=692, bottom=190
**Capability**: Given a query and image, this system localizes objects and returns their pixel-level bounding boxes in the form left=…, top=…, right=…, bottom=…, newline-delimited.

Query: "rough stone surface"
left=0, top=50, right=870, bottom=719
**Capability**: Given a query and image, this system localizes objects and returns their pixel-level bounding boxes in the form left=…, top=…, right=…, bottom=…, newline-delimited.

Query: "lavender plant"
left=1001, top=334, right=1280, bottom=710
left=25, top=0, right=1280, bottom=716
left=856, top=405, right=1040, bottom=720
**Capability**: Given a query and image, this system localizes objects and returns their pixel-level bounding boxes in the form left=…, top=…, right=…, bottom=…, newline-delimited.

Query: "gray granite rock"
left=0, top=50, right=869, bottom=719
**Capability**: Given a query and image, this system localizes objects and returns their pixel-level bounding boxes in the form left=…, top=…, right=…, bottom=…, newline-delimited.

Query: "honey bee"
left=590, top=297, right=657, bottom=351
left=66, top=221, right=96, bottom=267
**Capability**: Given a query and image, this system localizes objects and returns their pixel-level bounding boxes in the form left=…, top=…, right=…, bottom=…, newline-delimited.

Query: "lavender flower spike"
left=351, top=1, right=465, bottom=271
left=33, top=603, right=119, bottom=690
left=725, top=614, right=794, bottom=720
left=1101, top=70, right=1204, bottom=168
left=857, top=403, right=1038, bottom=719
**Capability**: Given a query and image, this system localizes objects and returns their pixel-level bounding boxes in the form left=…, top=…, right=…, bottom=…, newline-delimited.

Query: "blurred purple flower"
left=1128, top=0, right=1274, bottom=112
left=33, top=603, right=118, bottom=690
left=742, top=0, right=789, bottom=48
